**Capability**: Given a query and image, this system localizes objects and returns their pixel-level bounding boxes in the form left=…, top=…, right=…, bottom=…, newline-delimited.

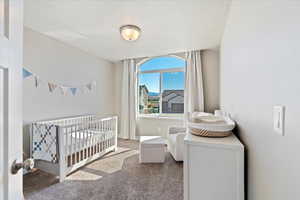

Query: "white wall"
left=136, top=117, right=184, bottom=138
left=115, top=50, right=220, bottom=138
left=220, top=1, right=300, bottom=200
left=23, top=28, right=116, bottom=155
left=202, top=50, right=220, bottom=113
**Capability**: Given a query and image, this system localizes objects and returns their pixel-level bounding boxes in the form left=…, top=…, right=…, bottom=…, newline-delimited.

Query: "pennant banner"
left=48, top=83, right=58, bottom=92
left=60, top=86, right=68, bottom=95
left=70, top=88, right=77, bottom=96
left=23, top=68, right=33, bottom=79
left=34, top=76, right=42, bottom=88
left=23, top=67, right=96, bottom=96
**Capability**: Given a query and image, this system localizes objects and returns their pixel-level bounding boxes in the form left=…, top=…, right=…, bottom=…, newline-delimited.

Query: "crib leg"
left=58, top=127, right=66, bottom=182
left=58, top=159, right=66, bottom=182
left=59, top=171, right=66, bottom=182
left=59, top=176, right=66, bottom=182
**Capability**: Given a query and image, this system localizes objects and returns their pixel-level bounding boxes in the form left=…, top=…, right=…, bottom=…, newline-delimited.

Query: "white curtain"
left=120, top=59, right=137, bottom=140
left=184, top=50, right=204, bottom=118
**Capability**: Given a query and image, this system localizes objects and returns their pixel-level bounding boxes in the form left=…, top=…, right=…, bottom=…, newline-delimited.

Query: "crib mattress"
left=66, top=130, right=114, bottom=154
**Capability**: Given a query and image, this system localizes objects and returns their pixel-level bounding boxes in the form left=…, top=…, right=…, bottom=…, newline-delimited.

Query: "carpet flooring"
left=24, top=139, right=183, bottom=200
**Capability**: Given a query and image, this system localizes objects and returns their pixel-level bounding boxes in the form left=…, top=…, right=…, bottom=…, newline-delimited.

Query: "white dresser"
left=184, top=133, right=244, bottom=200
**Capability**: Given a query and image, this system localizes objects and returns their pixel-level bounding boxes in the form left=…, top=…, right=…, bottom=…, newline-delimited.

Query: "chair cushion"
left=140, top=136, right=166, bottom=148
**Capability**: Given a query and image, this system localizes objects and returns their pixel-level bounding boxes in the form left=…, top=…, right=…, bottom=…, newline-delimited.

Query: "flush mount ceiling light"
left=120, top=25, right=141, bottom=41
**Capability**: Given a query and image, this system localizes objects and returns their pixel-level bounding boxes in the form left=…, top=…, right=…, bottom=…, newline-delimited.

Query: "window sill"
left=138, top=114, right=184, bottom=120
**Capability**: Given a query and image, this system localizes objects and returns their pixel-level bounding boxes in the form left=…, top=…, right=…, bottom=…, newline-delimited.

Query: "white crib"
left=30, top=115, right=118, bottom=182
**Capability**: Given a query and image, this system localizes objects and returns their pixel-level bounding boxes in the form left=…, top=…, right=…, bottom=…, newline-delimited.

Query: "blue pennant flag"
left=70, top=88, right=77, bottom=96
left=23, top=68, right=33, bottom=79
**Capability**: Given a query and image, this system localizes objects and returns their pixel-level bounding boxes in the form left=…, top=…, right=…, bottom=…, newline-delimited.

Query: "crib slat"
left=91, top=131, right=95, bottom=155
left=92, top=129, right=94, bottom=155
left=74, top=127, right=77, bottom=164
left=91, top=129, right=94, bottom=155
left=65, top=128, right=69, bottom=165
left=70, top=126, right=73, bottom=165
left=86, top=129, right=89, bottom=158
left=95, top=122, right=98, bottom=153
left=107, top=121, right=109, bottom=148
left=94, top=129, right=97, bottom=154
left=104, top=121, right=106, bottom=150
left=84, top=129, right=87, bottom=158
left=107, top=121, right=109, bottom=149
left=77, top=127, right=79, bottom=162
left=101, top=121, right=103, bottom=152
left=109, top=121, right=111, bottom=147
left=82, top=127, right=87, bottom=159
left=73, top=125, right=75, bottom=165
left=88, top=129, right=91, bottom=157
left=99, top=121, right=102, bottom=152
left=109, top=131, right=111, bottom=147
left=76, top=128, right=79, bottom=164
left=82, top=129, right=85, bottom=160
left=103, top=121, right=106, bottom=151
left=88, top=129, right=90, bottom=156
left=92, top=129, right=95, bottom=155
left=108, top=121, right=110, bottom=148
left=98, top=123, right=100, bottom=152
left=113, top=119, right=115, bottom=146
left=79, top=130, right=84, bottom=161
left=105, top=120, right=109, bottom=149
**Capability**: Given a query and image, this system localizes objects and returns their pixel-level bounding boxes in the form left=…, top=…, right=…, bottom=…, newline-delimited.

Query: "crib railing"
left=31, top=115, right=118, bottom=182
left=58, top=116, right=118, bottom=177
left=38, top=114, right=96, bottom=127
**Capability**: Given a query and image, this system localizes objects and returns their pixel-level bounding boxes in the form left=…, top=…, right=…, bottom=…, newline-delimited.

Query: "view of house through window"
left=138, top=56, right=185, bottom=115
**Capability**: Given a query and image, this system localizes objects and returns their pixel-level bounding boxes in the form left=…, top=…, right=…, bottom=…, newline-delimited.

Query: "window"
left=138, top=56, right=185, bottom=116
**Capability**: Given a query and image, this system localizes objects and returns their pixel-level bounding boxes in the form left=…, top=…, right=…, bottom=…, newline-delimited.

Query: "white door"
left=0, top=0, right=24, bottom=200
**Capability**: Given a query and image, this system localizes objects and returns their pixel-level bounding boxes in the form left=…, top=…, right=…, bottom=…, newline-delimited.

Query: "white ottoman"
left=139, top=136, right=166, bottom=163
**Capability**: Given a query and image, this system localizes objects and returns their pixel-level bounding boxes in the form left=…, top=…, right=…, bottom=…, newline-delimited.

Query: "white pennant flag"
left=34, top=76, right=42, bottom=88
left=48, top=82, right=58, bottom=92
left=60, top=86, right=68, bottom=95
left=78, top=86, right=87, bottom=94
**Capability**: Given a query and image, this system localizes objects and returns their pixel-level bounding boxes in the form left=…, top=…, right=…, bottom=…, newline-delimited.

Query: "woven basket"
left=189, top=128, right=232, bottom=138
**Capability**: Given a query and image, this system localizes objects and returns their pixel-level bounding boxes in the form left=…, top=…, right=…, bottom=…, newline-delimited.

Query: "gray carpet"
left=24, top=139, right=183, bottom=200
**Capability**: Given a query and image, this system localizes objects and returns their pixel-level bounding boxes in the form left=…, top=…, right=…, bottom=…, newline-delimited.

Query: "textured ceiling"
left=25, top=0, right=231, bottom=61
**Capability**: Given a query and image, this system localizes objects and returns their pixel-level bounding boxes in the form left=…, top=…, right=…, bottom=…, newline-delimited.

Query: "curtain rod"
left=120, top=52, right=184, bottom=63
left=120, top=49, right=204, bottom=62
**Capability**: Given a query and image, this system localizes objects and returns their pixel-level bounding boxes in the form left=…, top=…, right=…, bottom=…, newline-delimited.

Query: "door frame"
left=0, top=0, right=24, bottom=199
left=0, top=66, right=9, bottom=200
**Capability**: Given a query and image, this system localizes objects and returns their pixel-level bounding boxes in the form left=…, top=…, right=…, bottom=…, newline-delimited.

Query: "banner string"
left=22, top=68, right=96, bottom=95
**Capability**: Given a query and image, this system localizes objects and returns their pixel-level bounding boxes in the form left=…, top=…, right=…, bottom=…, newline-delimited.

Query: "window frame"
left=137, top=55, right=186, bottom=119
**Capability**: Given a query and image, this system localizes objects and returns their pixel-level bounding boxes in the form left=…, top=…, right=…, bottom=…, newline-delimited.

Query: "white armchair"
left=167, top=126, right=186, bottom=161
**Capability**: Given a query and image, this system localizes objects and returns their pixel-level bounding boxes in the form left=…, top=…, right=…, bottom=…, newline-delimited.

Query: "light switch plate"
left=273, top=105, right=285, bottom=136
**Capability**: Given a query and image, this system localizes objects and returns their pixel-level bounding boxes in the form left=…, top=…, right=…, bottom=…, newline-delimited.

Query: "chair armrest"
left=176, top=132, right=187, bottom=143
left=168, top=126, right=186, bottom=134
